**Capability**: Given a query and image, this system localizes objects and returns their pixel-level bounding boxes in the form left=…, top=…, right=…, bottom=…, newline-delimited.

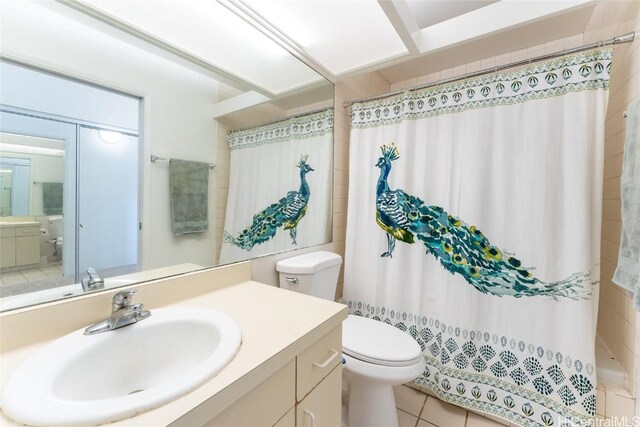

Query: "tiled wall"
left=585, top=1, right=640, bottom=396
left=333, top=74, right=391, bottom=299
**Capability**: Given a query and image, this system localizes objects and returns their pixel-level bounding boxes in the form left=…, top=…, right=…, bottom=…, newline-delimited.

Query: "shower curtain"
left=219, top=109, right=333, bottom=265
left=344, top=50, right=611, bottom=426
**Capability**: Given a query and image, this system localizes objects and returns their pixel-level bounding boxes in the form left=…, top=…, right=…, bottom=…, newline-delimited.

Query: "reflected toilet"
left=48, top=216, right=63, bottom=259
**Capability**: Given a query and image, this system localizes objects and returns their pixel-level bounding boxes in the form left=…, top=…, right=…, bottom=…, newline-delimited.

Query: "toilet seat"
left=343, top=315, right=423, bottom=367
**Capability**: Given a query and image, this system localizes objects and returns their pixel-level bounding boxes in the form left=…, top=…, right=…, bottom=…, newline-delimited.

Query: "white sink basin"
left=1, top=307, right=242, bottom=426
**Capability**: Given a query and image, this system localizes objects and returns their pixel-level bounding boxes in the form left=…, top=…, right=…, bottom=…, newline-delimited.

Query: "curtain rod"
left=228, top=107, right=333, bottom=134
left=343, top=31, right=636, bottom=108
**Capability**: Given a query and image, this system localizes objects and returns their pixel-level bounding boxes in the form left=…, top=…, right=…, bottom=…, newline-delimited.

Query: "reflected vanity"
left=0, top=0, right=335, bottom=312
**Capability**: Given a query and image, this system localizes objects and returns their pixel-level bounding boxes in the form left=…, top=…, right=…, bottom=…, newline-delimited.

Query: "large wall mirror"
left=0, top=0, right=334, bottom=311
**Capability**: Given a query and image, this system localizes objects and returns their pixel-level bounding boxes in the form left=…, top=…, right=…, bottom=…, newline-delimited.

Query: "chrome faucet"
left=84, top=289, right=151, bottom=335
left=82, top=267, right=105, bottom=292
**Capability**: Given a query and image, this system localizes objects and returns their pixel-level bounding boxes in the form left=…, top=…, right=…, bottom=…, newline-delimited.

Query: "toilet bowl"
left=342, top=314, right=426, bottom=427
left=277, top=251, right=425, bottom=427
left=54, top=237, right=63, bottom=256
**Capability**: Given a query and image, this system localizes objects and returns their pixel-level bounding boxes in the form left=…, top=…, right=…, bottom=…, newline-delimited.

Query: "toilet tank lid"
left=276, top=251, right=342, bottom=274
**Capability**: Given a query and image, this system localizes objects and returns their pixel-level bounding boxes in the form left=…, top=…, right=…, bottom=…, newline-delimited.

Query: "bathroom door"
left=77, top=126, right=138, bottom=276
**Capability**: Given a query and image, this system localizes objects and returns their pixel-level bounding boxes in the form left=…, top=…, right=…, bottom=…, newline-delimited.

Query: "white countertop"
left=0, top=278, right=347, bottom=426
left=0, top=221, right=40, bottom=228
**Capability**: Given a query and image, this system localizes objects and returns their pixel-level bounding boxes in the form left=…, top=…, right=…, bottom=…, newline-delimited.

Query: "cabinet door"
left=201, top=360, right=295, bottom=427
left=16, top=236, right=40, bottom=266
left=0, top=237, right=16, bottom=268
left=296, top=365, right=341, bottom=427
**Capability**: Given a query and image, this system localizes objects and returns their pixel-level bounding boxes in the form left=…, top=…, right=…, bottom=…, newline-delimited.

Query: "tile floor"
left=0, top=262, right=70, bottom=297
left=394, top=384, right=624, bottom=427
left=394, top=385, right=512, bottom=427
left=0, top=262, right=63, bottom=285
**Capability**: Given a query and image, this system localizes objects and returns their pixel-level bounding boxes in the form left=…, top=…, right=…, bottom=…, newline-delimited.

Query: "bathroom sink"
left=1, top=307, right=242, bottom=426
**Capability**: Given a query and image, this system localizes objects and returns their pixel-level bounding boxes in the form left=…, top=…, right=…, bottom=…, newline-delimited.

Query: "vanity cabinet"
left=0, top=224, right=40, bottom=270
left=204, top=326, right=342, bottom=427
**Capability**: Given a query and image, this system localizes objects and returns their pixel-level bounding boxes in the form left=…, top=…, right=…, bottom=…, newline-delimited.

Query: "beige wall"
left=336, top=1, right=639, bottom=394
left=586, top=1, right=640, bottom=395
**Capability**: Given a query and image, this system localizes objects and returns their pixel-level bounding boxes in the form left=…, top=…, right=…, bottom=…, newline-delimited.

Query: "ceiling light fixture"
left=99, top=130, right=123, bottom=144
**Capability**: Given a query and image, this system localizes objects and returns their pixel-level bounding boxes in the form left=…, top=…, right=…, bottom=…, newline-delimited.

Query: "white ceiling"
left=17, top=0, right=600, bottom=112
left=52, top=0, right=599, bottom=92
left=240, top=0, right=408, bottom=75
left=225, top=0, right=596, bottom=83
left=60, top=0, right=326, bottom=96
left=405, top=0, right=500, bottom=29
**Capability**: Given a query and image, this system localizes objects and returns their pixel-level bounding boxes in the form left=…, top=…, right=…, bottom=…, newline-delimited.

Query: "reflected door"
left=77, top=126, right=138, bottom=276
left=0, top=111, right=77, bottom=279
left=0, top=158, right=30, bottom=216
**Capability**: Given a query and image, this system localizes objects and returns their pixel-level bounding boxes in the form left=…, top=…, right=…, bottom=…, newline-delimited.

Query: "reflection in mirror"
left=0, top=65, right=141, bottom=308
left=0, top=0, right=334, bottom=311
left=0, top=133, right=64, bottom=217
left=220, top=109, right=333, bottom=264
left=0, top=132, right=69, bottom=298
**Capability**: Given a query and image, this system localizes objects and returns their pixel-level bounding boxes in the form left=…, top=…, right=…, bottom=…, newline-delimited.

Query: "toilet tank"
left=276, top=251, right=342, bottom=301
left=48, top=216, right=63, bottom=238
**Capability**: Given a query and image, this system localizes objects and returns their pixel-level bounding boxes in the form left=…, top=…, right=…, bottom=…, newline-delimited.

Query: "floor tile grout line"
left=396, top=408, right=419, bottom=427
left=416, top=394, right=428, bottom=423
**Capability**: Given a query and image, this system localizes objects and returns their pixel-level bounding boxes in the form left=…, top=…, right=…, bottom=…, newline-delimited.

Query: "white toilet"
left=48, top=216, right=63, bottom=259
left=277, top=251, right=426, bottom=427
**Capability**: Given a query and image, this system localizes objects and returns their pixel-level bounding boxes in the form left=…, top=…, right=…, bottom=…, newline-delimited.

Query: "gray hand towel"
left=170, top=159, right=209, bottom=236
left=42, top=182, right=63, bottom=215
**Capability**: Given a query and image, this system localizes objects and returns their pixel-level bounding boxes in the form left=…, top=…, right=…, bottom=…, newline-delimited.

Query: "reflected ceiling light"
left=99, top=130, right=123, bottom=144
left=0, top=143, right=64, bottom=157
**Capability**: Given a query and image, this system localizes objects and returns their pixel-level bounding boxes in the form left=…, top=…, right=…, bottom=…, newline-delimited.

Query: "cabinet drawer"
left=0, top=228, right=16, bottom=238
left=15, top=226, right=40, bottom=237
left=297, top=326, right=341, bottom=401
left=296, top=365, right=341, bottom=427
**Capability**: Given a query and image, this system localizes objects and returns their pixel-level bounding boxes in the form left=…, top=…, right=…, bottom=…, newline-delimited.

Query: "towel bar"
left=150, top=155, right=215, bottom=169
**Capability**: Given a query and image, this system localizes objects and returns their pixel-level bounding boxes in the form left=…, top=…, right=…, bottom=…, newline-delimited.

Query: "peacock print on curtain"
left=344, top=50, right=611, bottom=427
left=224, top=154, right=314, bottom=250
left=219, top=109, right=333, bottom=265
left=374, top=143, right=590, bottom=300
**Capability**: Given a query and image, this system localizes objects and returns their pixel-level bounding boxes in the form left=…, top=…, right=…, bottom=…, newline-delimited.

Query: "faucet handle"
left=112, top=289, right=137, bottom=311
